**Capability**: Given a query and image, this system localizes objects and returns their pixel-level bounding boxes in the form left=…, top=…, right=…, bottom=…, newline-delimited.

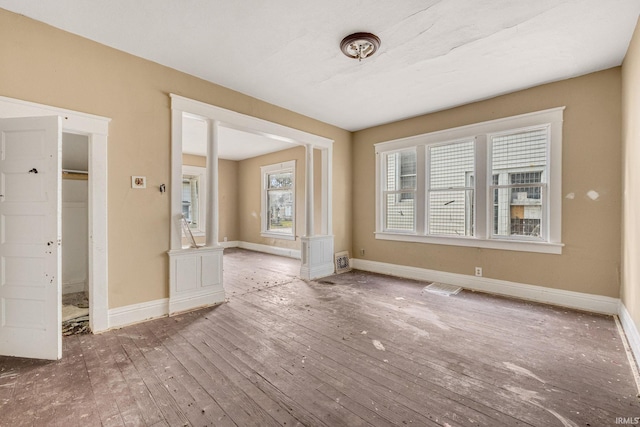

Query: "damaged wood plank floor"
left=1, top=248, right=639, bottom=426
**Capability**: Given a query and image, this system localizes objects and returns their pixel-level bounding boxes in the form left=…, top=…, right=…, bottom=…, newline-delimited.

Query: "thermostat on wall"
left=131, top=176, right=146, bottom=189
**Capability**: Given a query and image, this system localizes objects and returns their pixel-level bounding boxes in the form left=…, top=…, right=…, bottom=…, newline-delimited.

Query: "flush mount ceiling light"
left=340, top=32, right=381, bottom=61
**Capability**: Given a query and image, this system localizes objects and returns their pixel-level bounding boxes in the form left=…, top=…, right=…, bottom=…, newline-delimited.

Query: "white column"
left=206, top=120, right=219, bottom=246
left=305, top=144, right=314, bottom=237
left=170, top=109, right=184, bottom=251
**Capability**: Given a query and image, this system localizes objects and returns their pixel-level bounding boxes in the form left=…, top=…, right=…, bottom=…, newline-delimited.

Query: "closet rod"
left=62, top=169, right=88, bottom=174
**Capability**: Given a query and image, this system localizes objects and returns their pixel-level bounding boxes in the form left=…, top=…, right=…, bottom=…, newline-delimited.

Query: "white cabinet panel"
left=168, top=247, right=224, bottom=315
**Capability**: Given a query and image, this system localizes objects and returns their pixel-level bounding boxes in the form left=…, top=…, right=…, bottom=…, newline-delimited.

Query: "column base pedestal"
left=300, top=235, right=335, bottom=280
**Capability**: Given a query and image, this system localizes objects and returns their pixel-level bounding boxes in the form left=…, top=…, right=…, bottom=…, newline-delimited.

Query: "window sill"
left=261, top=232, right=296, bottom=241
left=374, top=232, right=563, bottom=254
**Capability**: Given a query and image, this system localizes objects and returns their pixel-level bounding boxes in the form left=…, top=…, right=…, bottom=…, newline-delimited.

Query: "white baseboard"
left=619, top=302, right=640, bottom=368
left=62, top=280, right=86, bottom=295
left=169, top=288, right=225, bottom=315
left=219, top=240, right=301, bottom=259
left=219, top=240, right=240, bottom=248
left=108, top=290, right=226, bottom=330
left=108, top=298, right=169, bottom=330
left=351, top=258, right=620, bottom=315
left=236, top=241, right=301, bottom=259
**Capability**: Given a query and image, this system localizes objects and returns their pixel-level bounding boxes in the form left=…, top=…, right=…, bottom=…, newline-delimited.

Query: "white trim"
left=238, top=241, right=301, bottom=259
left=374, top=107, right=565, bottom=151
left=170, top=94, right=333, bottom=149
left=219, top=240, right=240, bottom=248
left=219, top=240, right=302, bottom=259
left=374, top=232, right=563, bottom=254
left=0, top=95, right=110, bottom=135
left=107, top=298, right=169, bottom=330
left=0, top=95, right=110, bottom=334
left=374, top=107, right=564, bottom=254
left=169, top=288, right=225, bottom=315
left=619, top=302, right=640, bottom=371
left=351, top=258, right=619, bottom=315
left=108, top=289, right=226, bottom=331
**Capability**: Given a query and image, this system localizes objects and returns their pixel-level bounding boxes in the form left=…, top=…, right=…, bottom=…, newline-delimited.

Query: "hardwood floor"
left=1, top=248, right=638, bottom=426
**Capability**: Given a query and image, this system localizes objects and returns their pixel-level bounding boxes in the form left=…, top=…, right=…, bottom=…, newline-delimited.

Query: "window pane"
left=429, top=141, right=475, bottom=189
left=182, top=175, right=199, bottom=229
left=511, top=171, right=542, bottom=200
left=386, top=150, right=416, bottom=191
left=492, top=128, right=547, bottom=173
left=267, top=189, right=293, bottom=234
left=385, top=193, right=414, bottom=231
left=493, top=186, right=543, bottom=237
left=268, top=172, right=292, bottom=189
left=428, top=190, right=474, bottom=236
left=492, top=129, right=547, bottom=239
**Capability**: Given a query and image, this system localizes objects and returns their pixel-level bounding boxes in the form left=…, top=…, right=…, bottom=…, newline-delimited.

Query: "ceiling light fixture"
left=340, top=32, right=381, bottom=61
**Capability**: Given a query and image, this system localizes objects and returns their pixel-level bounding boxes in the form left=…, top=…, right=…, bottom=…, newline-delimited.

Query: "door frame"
left=0, top=95, right=110, bottom=333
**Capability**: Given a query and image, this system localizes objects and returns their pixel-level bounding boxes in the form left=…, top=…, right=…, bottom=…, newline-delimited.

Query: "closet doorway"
left=61, top=133, right=89, bottom=335
left=0, top=95, right=109, bottom=360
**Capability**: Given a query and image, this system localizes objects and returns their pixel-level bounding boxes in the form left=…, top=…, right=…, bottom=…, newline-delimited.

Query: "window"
left=182, top=165, right=206, bottom=236
left=375, top=108, right=564, bottom=254
left=383, top=149, right=416, bottom=231
left=427, top=140, right=475, bottom=236
left=261, top=161, right=295, bottom=240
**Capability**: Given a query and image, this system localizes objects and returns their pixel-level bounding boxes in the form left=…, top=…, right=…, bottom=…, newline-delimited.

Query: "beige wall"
left=353, top=68, right=622, bottom=297
left=238, top=146, right=306, bottom=250
left=1, top=5, right=628, bottom=311
left=622, top=18, right=640, bottom=329
left=0, top=9, right=351, bottom=308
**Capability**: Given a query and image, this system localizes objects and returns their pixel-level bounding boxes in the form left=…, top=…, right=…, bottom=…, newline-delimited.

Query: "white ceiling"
left=2, top=0, right=639, bottom=158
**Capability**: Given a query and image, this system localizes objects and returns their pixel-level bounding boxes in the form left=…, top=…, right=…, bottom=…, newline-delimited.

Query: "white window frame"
left=261, top=160, right=296, bottom=240
left=382, top=148, right=418, bottom=233
left=181, top=165, right=207, bottom=237
left=374, top=107, right=564, bottom=254
left=425, top=138, right=476, bottom=237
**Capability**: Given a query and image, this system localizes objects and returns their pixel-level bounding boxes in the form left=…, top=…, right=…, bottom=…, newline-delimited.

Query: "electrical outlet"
left=360, top=248, right=365, bottom=256
left=475, top=267, right=483, bottom=277
left=224, top=237, right=228, bottom=242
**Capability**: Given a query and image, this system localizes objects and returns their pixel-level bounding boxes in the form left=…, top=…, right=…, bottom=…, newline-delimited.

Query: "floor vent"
left=334, top=251, right=351, bottom=274
left=423, top=282, right=462, bottom=296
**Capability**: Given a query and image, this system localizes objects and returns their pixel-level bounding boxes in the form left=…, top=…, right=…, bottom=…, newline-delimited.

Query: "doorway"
left=168, top=94, right=335, bottom=315
left=0, top=95, right=109, bottom=360
left=61, top=133, right=90, bottom=335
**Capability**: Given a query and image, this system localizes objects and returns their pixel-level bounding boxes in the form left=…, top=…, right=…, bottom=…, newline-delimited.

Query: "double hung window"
left=261, top=161, right=296, bottom=240
left=375, top=108, right=563, bottom=254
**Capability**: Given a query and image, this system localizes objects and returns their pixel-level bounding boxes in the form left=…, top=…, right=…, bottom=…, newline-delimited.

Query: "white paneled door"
left=0, top=116, right=62, bottom=360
